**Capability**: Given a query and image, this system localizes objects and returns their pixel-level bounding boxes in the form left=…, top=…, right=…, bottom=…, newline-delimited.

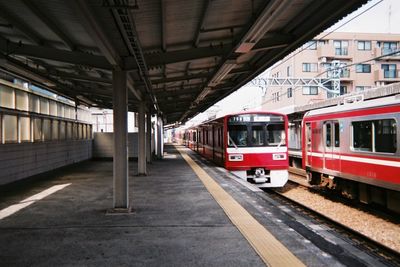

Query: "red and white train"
left=302, top=95, right=400, bottom=210
left=183, top=111, right=289, bottom=187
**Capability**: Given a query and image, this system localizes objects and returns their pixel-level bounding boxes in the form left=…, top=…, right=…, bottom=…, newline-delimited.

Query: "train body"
left=302, top=95, right=400, bottom=210
left=184, top=111, right=289, bottom=187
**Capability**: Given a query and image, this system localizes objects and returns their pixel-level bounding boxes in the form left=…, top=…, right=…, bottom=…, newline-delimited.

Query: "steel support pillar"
left=138, top=101, right=147, bottom=175
left=146, top=112, right=152, bottom=163
left=112, top=69, right=129, bottom=209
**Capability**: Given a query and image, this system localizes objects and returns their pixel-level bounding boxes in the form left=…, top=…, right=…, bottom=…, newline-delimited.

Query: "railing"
left=382, top=48, right=398, bottom=56
left=383, top=69, right=398, bottom=78
left=335, top=48, right=348, bottom=56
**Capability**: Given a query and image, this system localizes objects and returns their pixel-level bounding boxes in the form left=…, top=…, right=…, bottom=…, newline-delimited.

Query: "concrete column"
left=138, top=101, right=147, bottom=175
left=157, top=116, right=164, bottom=159
left=112, top=70, right=129, bottom=209
left=146, top=112, right=152, bottom=163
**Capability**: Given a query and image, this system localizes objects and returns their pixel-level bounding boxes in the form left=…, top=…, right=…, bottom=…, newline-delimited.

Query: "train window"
left=334, top=122, right=340, bottom=147
left=266, top=123, right=286, bottom=146
left=325, top=123, right=332, bottom=147
left=251, top=125, right=264, bottom=146
left=228, top=125, right=248, bottom=147
left=374, top=119, right=396, bottom=153
left=352, top=121, right=372, bottom=151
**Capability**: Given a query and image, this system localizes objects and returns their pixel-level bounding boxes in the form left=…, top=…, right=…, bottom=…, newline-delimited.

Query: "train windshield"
left=266, top=123, right=286, bottom=146
left=228, top=125, right=248, bottom=147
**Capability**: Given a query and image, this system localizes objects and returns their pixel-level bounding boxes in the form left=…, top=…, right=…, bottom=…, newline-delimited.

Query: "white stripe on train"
left=308, top=152, right=400, bottom=168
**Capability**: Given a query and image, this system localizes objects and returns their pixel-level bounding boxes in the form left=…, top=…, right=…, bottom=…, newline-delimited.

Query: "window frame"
left=351, top=118, right=397, bottom=154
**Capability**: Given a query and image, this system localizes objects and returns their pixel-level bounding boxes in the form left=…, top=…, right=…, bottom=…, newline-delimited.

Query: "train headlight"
left=272, top=153, right=286, bottom=160
left=229, top=154, right=243, bottom=161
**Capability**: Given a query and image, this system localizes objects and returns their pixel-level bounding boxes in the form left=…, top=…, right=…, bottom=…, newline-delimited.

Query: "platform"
left=0, top=145, right=385, bottom=266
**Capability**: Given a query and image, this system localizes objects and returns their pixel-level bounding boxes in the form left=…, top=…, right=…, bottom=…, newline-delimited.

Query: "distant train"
left=302, top=95, right=400, bottom=211
left=182, top=111, right=289, bottom=187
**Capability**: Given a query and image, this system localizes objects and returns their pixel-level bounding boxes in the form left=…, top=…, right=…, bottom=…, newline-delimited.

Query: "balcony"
left=317, top=45, right=352, bottom=59
left=374, top=69, right=400, bottom=81
left=374, top=47, right=400, bottom=60
left=339, top=69, right=353, bottom=81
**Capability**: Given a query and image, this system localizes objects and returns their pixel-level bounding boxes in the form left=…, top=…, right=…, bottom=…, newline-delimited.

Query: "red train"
left=183, top=111, right=289, bottom=187
left=302, top=95, right=400, bottom=211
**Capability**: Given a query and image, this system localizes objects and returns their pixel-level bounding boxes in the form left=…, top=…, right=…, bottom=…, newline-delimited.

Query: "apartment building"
left=262, top=32, right=400, bottom=111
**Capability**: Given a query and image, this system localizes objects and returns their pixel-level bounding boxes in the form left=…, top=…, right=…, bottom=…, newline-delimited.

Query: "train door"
left=323, top=121, right=340, bottom=171
left=305, top=122, right=312, bottom=166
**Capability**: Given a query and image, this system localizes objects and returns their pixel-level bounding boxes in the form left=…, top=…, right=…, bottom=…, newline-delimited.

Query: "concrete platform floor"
left=0, top=145, right=265, bottom=266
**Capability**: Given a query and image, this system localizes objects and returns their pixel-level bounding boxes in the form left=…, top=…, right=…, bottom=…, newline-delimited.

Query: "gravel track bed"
left=280, top=182, right=400, bottom=251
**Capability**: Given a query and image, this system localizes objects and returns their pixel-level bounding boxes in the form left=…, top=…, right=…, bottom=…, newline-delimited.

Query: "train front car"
left=224, top=112, right=289, bottom=187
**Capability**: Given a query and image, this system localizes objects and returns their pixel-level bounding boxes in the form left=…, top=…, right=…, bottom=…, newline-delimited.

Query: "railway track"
left=269, top=171, right=400, bottom=262
left=265, top=187, right=400, bottom=265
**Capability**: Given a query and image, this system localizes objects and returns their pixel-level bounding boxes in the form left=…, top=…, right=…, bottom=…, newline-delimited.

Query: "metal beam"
left=160, top=0, right=166, bottom=51
left=74, top=0, right=123, bottom=68
left=252, top=33, right=294, bottom=51
left=0, top=37, right=111, bottom=70
left=52, top=72, right=112, bottom=85
left=142, top=45, right=231, bottom=67
left=0, top=3, right=43, bottom=45
left=110, top=3, right=158, bottom=111
left=22, top=0, right=75, bottom=50
left=193, top=0, right=211, bottom=47
left=150, top=72, right=209, bottom=84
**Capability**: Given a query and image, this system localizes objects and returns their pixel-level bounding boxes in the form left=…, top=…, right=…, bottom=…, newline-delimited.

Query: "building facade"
left=262, top=32, right=400, bottom=111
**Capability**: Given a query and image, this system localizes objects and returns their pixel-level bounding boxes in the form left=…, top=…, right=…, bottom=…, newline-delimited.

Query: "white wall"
left=0, top=140, right=92, bottom=185
left=93, top=132, right=140, bottom=158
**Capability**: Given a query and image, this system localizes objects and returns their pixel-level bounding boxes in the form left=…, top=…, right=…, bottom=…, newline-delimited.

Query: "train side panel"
left=303, top=100, right=400, bottom=192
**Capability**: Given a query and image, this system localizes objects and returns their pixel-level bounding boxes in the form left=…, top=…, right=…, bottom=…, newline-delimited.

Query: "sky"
left=184, top=0, right=400, bottom=126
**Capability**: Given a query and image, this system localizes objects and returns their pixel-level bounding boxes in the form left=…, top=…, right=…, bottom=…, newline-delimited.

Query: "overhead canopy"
left=0, top=0, right=367, bottom=124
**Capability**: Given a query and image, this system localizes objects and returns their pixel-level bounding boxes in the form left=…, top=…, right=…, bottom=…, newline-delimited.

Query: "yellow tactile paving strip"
left=176, top=146, right=305, bottom=267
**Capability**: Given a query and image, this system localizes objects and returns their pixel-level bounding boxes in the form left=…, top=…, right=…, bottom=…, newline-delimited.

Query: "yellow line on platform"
left=176, top=146, right=305, bottom=267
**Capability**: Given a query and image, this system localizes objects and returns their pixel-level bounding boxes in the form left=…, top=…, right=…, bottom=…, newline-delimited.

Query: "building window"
left=340, top=68, right=350, bottom=78
left=356, top=64, right=371, bottom=73
left=340, top=86, right=347, bottom=95
left=287, top=88, right=293, bottom=98
left=381, top=41, right=397, bottom=55
left=357, top=41, right=371, bottom=50
left=334, top=40, right=348, bottom=55
left=272, top=92, right=280, bottom=102
left=287, top=66, right=292, bottom=77
left=381, top=64, right=397, bottom=78
left=303, top=40, right=317, bottom=50
left=302, top=86, right=318, bottom=95
left=302, top=63, right=318, bottom=72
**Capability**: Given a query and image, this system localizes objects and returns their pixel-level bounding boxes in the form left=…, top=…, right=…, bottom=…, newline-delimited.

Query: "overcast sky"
left=327, top=0, right=400, bottom=33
